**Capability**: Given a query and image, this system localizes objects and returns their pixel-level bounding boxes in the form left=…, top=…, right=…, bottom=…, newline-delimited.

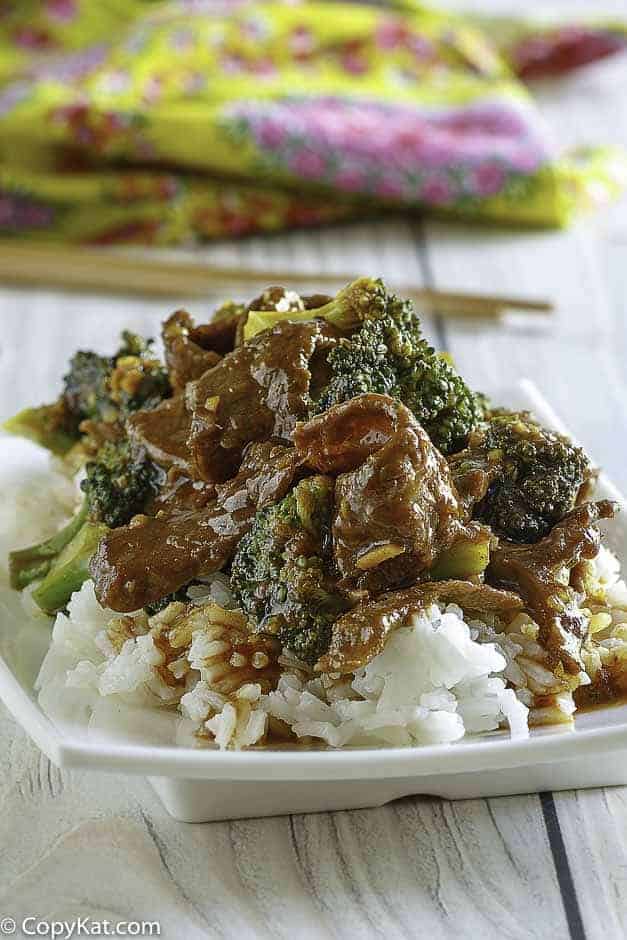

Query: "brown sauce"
left=574, top=667, right=627, bottom=712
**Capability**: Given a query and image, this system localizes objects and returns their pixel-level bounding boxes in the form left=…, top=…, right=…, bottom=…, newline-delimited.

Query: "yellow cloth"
left=0, top=1, right=626, bottom=244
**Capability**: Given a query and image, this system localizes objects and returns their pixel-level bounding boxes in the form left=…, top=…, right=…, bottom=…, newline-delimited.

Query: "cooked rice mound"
left=30, top=542, right=627, bottom=751
left=35, top=580, right=530, bottom=749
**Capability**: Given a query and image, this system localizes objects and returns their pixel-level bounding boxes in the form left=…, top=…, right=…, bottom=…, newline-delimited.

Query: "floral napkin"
left=1, top=0, right=626, bottom=245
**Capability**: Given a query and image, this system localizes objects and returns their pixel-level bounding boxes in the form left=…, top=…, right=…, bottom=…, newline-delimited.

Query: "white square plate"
left=1, top=380, right=626, bottom=822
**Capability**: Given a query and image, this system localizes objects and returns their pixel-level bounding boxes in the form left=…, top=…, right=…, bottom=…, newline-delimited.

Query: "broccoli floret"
left=5, top=331, right=171, bottom=460
left=111, top=330, right=171, bottom=414
left=9, top=500, right=90, bottom=591
left=81, top=438, right=160, bottom=528
left=7, top=333, right=163, bottom=614
left=30, top=519, right=108, bottom=615
left=10, top=437, right=159, bottom=612
left=3, top=400, right=80, bottom=455
left=9, top=492, right=112, bottom=612
left=469, top=412, right=591, bottom=543
left=115, top=330, right=151, bottom=359
left=304, top=276, right=390, bottom=331
left=312, top=280, right=484, bottom=454
left=240, top=277, right=483, bottom=454
left=62, top=349, right=116, bottom=425
left=243, top=277, right=387, bottom=341
left=62, top=330, right=170, bottom=427
left=230, top=476, right=348, bottom=665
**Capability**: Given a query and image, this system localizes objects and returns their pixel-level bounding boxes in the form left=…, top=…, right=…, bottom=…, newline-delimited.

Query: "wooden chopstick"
left=0, top=240, right=553, bottom=318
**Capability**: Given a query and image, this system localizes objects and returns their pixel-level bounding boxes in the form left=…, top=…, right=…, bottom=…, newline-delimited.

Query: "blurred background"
left=1, top=0, right=627, bottom=248
left=1, top=0, right=627, bottom=479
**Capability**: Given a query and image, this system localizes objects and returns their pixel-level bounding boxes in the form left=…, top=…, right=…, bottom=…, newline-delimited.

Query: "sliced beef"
left=447, top=448, right=494, bottom=520
left=316, top=580, right=523, bottom=674
left=127, top=394, right=194, bottom=475
left=332, top=419, right=464, bottom=590
left=162, top=311, right=221, bottom=392
left=488, top=500, right=617, bottom=673
left=185, top=319, right=337, bottom=483
left=294, top=394, right=412, bottom=474
left=149, top=469, right=215, bottom=513
left=189, top=301, right=244, bottom=357
left=90, top=442, right=301, bottom=612
left=246, top=286, right=305, bottom=314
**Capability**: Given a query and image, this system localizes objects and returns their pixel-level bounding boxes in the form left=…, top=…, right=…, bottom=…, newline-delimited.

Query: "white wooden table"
left=2, top=2, right=627, bottom=937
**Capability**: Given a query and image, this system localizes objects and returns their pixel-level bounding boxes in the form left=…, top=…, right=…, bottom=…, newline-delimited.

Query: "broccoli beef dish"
left=5, top=280, right=626, bottom=750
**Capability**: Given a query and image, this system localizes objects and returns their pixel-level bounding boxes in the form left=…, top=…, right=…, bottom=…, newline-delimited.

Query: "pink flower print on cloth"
left=222, top=96, right=551, bottom=208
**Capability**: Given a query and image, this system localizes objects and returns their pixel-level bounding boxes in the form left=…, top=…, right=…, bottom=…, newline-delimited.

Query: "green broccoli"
left=230, top=476, right=348, bottom=665
left=4, top=331, right=171, bottom=463
left=312, top=280, right=484, bottom=455
left=243, top=278, right=483, bottom=455
left=10, top=438, right=159, bottom=613
left=80, top=438, right=160, bottom=528
left=9, top=499, right=90, bottom=591
left=3, top=400, right=79, bottom=456
left=63, top=330, right=170, bottom=426
left=116, top=331, right=152, bottom=358
left=460, top=412, right=591, bottom=543
left=9, top=495, right=106, bottom=613
left=62, top=349, right=117, bottom=425
left=243, top=277, right=386, bottom=340
left=111, top=330, right=171, bottom=414
left=30, top=520, right=109, bottom=615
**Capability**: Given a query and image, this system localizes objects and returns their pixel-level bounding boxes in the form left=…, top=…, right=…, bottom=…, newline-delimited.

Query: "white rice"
left=242, top=604, right=527, bottom=748
left=592, top=545, right=627, bottom=613
left=33, top=579, right=529, bottom=749
left=27, top=568, right=621, bottom=747
left=34, top=580, right=189, bottom=730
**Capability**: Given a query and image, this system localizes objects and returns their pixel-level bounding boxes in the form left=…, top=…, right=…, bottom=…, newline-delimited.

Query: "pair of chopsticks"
left=0, top=240, right=553, bottom=320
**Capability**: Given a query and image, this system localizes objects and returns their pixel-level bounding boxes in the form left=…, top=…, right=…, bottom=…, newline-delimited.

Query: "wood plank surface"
left=0, top=703, right=567, bottom=940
